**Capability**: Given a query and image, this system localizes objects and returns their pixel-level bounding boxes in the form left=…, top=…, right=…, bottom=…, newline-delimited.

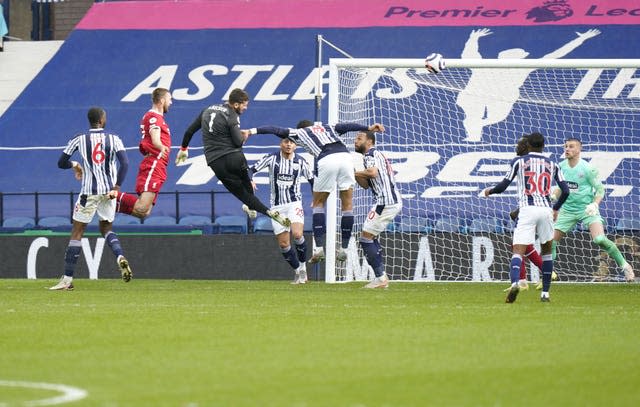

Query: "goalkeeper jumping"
left=552, top=138, right=634, bottom=282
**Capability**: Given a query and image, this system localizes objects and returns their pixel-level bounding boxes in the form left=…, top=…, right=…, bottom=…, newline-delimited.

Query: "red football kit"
left=135, top=110, right=171, bottom=202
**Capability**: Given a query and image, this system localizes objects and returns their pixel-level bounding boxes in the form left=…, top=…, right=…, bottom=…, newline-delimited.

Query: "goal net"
left=325, top=58, right=640, bottom=283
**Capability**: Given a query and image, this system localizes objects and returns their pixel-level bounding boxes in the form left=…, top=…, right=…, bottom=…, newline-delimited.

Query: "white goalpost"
left=325, top=57, right=640, bottom=284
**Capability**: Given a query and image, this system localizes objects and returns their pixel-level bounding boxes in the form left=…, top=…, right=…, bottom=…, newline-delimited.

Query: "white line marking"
left=0, top=380, right=88, bottom=406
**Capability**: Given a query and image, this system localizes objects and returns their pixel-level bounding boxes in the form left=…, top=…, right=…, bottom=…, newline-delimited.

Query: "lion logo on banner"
left=526, top=0, right=574, bottom=22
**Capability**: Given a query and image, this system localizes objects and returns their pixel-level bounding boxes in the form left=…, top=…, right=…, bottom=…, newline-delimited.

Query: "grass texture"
left=1, top=279, right=638, bottom=406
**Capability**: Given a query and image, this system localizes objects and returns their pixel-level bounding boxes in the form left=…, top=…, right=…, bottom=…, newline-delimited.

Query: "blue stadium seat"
left=113, top=215, right=141, bottom=225
left=38, top=216, right=71, bottom=227
left=253, top=216, right=274, bottom=234
left=397, top=217, right=429, bottom=233
left=616, top=217, right=640, bottom=232
left=2, top=216, right=36, bottom=229
left=385, top=222, right=397, bottom=233
left=143, top=216, right=177, bottom=225
left=433, top=217, right=466, bottom=233
left=179, top=215, right=213, bottom=226
left=215, top=215, right=248, bottom=234
left=468, top=217, right=504, bottom=233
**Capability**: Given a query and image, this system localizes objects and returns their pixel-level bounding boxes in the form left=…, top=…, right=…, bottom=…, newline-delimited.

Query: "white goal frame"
left=325, top=57, right=640, bottom=283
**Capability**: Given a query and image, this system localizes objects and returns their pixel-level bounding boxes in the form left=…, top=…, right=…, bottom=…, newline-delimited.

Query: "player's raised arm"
left=250, top=125, right=291, bottom=138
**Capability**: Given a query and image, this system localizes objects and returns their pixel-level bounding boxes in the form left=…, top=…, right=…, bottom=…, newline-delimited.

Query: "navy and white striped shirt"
left=256, top=122, right=369, bottom=159
left=250, top=152, right=314, bottom=207
left=63, top=129, right=126, bottom=195
left=502, top=152, right=566, bottom=209
left=363, top=147, right=402, bottom=206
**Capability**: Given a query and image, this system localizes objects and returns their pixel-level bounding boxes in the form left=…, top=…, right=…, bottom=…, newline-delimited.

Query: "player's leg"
left=537, top=209, right=556, bottom=302
left=337, top=187, right=354, bottom=261
left=51, top=195, right=92, bottom=290
left=290, top=221, right=307, bottom=284
left=309, top=191, right=330, bottom=263
left=97, top=197, right=132, bottom=282
left=588, top=219, right=634, bottom=281
left=336, top=155, right=356, bottom=259
left=131, top=192, right=156, bottom=219
left=506, top=207, right=537, bottom=303
left=210, top=155, right=280, bottom=222
left=360, top=204, right=399, bottom=289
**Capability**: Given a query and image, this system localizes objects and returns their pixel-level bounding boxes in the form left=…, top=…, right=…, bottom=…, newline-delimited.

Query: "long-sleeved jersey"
left=250, top=152, right=314, bottom=207
left=181, top=103, right=244, bottom=165
left=58, top=128, right=128, bottom=195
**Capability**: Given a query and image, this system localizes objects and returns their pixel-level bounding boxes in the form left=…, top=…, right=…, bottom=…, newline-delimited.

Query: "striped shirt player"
left=354, top=130, right=401, bottom=288
left=51, top=107, right=132, bottom=291
left=249, top=137, right=315, bottom=284
left=250, top=120, right=385, bottom=264
left=59, top=128, right=128, bottom=223
left=484, top=132, right=569, bottom=303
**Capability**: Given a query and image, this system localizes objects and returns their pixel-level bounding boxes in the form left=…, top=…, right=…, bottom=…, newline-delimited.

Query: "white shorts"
left=73, top=194, right=116, bottom=224
left=271, top=201, right=305, bottom=235
left=313, top=152, right=355, bottom=193
left=512, top=206, right=554, bottom=245
left=362, top=203, right=402, bottom=236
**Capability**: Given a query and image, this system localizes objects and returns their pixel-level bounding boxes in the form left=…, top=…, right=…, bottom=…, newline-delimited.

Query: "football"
left=425, top=53, right=445, bottom=74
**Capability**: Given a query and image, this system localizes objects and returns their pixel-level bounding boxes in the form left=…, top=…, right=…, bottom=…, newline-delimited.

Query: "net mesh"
left=329, top=61, right=640, bottom=283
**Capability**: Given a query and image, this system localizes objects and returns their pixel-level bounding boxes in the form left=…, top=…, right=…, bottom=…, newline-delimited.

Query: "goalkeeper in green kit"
left=551, top=138, right=635, bottom=282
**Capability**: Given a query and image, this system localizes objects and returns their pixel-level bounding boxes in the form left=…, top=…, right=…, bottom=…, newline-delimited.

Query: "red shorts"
left=135, top=156, right=167, bottom=203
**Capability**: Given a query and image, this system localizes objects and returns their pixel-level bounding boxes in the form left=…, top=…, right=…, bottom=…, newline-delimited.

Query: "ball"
left=425, top=53, right=445, bottom=74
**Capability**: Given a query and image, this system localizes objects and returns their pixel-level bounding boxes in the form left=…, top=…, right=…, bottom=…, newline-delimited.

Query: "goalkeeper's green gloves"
left=175, top=147, right=188, bottom=165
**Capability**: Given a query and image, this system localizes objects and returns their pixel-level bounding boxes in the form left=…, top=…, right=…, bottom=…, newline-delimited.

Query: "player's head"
left=564, top=137, right=582, bottom=159
left=526, top=132, right=545, bottom=152
left=152, top=88, right=172, bottom=113
left=515, top=135, right=530, bottom=156
left=498, top=48, right=529, bottom=59
left=354, top=131, right=375, bottom=154
left=228, top=88, right=250, bottom=115
left=87, top=107, right=106, bottom=128
left=280, top=137, right=297, bottom=156
left=296, top=119, right=313, bottom=129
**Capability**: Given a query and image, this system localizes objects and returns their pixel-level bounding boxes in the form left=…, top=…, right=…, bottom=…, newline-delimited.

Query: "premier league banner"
left=0, top=0, right=638, bottom=220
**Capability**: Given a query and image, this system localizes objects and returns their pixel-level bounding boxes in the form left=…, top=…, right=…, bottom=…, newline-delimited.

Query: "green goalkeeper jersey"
left=558, top=158, right=604, bottom=213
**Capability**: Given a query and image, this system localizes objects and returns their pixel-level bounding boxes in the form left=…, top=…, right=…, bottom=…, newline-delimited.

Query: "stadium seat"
left=113, top=215, right=141, bottom=225
left=385, top=222, right=397, bottom=232
left=253, top=216, right=274, bottom=234
left=178, top=215, right=213, bottom=226
left=2, top=216, right=36, bottom=229
left=468, top=217, right=504, bottom=233
left=38, top=216, right=71, bottom=227
left=143, top=216, right=177, bottom=225
left=433, top=217, right=466, bottom=233
left=215, top=215, right=248, bottom=234
left=615, top=217, right=640, bottom=232
left=397, top=217, right=429, bottom=233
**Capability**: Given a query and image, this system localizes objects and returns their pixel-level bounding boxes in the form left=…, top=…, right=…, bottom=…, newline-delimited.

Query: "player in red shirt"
left=114, top=88, right=172, bottom=218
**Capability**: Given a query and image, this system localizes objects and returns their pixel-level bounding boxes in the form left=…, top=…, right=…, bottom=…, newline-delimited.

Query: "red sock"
left=519, top=260, right=527, bottom=280
left=116, top=192, right=137, bottom=215
left=525, top=244, right=543, bottom=269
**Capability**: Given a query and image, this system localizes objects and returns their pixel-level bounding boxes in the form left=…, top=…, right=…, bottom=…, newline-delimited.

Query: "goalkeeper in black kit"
left=176, top=88, right=290, bottom=226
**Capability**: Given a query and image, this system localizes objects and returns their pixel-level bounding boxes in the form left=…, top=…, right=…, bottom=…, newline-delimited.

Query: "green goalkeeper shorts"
left=555, top=210, right=604, bottom=234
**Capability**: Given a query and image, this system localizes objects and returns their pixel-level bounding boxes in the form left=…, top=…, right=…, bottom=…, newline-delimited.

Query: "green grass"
left=1, top=280, right=639, bottom=407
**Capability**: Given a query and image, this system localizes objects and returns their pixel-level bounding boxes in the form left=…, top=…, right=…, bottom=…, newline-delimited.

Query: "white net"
left=327, top=58, right=640, bottom=283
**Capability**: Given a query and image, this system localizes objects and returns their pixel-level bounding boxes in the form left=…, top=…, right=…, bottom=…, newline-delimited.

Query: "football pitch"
left=1, top=279, right=638, bottom=407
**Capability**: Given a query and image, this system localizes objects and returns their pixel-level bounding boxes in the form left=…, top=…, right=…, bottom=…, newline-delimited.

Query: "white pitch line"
left=0, top=380, right=88, bottom=406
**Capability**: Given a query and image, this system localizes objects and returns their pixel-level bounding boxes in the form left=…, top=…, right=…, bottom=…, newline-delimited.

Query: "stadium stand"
left=433, top=217, right=467, bottom=233
left=215, top=215, right=248, bottom=234
left=143, top=216, right=177, bottom=225
left=397, top=217, right=429, bottom=233
left=37, top=216, right=71, bottom=228
left=2, top=216, right=36, bottom=229
left=616, top=217, right=640, bottom=232
left=468, top=217, right=504, bottom=233
left=252, top=216, right=273, bottom=235
left=179, top=215, right=213, bottom=226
